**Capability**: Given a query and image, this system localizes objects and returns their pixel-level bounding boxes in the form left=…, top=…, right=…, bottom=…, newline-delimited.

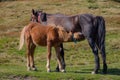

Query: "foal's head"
left=31, top=9, right=47, bottom=23
left=57, top=26, right=85, bottom=42
left=57, top=26, right=73, bottom=42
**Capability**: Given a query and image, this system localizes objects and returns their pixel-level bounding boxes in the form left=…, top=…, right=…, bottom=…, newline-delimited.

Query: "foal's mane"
left=47, top=24, right=68, bottom=41
left=56, top=26, right=69, bottom=41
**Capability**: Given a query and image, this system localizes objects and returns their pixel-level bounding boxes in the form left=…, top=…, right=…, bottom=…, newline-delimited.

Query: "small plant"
left=88, top=3, right=99, bottom=9
left=0, top=0, right=15, bottom=2
left=111, top=0, right=120, bottom=2
left=86, top=0, right=96, bottom=3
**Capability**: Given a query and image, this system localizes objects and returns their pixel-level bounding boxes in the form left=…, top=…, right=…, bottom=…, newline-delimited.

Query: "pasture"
left=0, top=0, right=120, bottom=80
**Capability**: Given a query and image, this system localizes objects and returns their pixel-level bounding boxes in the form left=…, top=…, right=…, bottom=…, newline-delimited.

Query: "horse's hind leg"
left=26, top=49, right=31, bottom=71
left=96, top=37, right=107, bottom=74
left=56, top=44, right=66, bottom=72
left=30, top=44, right=36, bottom=71
left=87, top=38, right=100, bottom=74
left=46, top=41, right=52, bottom=72
left=99, top=44, right=107, bottom=74
left=25, top=35, right=36, bottom=71
left=26, top=37, right=31, bottom=71
left=54, top=46, right=65, bottom=72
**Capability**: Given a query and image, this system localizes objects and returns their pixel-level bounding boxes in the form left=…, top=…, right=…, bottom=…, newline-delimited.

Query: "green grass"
left=0, top=0, right=120, bottom=80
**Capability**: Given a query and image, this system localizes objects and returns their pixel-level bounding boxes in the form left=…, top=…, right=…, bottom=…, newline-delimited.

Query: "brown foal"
left=19, top=22, right=84, bottom=72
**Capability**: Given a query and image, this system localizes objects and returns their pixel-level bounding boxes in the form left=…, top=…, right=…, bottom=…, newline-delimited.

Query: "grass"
left=0, top=0, right=120, bottom=80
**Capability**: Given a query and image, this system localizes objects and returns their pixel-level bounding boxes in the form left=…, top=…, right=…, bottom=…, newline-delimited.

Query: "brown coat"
left=19, top=22, right=84, bottom=72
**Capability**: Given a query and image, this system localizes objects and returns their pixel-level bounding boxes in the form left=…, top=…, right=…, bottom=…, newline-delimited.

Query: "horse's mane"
left=47, top=24, right=69, bottom=41
left=57, top=26, right=70, bottom=41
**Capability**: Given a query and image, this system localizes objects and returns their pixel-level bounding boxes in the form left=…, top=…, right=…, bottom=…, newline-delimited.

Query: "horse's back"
left=28, top=22, right=48, bottom=46
left=47, top=16, right=76, bottom=32
left=78, top=14, right=96, bottom=37
left=28, top=22, right=59, bottom=46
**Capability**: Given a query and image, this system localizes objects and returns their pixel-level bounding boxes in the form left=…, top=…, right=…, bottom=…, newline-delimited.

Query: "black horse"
left=31, top=9, right=107, bottom=74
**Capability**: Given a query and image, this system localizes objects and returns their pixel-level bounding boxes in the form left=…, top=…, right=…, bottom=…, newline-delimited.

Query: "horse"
left=31, top=9, right=107, bottom=74
left=19, top=22, right=85, bottom=72
left=31, top=10, right=68, bottom=72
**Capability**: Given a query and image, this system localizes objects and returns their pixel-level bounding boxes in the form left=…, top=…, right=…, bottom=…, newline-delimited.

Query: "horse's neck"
left=41, top=22, right=47, bottom=25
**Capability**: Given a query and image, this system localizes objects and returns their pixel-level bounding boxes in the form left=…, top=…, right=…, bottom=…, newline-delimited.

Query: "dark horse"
left=31, top=9, right=107, bottom=74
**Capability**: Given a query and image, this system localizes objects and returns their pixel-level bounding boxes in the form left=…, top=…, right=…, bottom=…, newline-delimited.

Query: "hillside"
left=0, top=0, right=120, bottom=80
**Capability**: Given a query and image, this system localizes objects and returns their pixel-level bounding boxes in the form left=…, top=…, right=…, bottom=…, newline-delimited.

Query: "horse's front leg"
left=46, top=41, right=52, bottom=72
left=54, top=46, right=65, bottom=72
left=56, top=44, right=66, bottom=72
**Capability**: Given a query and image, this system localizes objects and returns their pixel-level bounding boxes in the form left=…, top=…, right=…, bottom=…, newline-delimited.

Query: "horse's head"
left=73, top=32, right=85, bottom=41
left=57, top=26, right=73, bottom=42
left=57, top=26, right=85, bottom=42
left=31, top=9, right=47, bottom=23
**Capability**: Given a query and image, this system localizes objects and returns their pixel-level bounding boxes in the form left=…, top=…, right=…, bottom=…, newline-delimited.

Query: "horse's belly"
left=34, top=39, right=47, bottom=46
left=31, top=35, right=47, bottom=46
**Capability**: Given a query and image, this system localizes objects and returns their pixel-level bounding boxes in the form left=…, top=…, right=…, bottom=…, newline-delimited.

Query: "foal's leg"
left=54, top=46, right=65, bottom=72
left=26, top=49, right=31, bottom=71
left=87, top=38, right=100, bottom=74
left=56, top=44, right=66, bottom=72
left=30, top=44, right=36, bottom=71
left=26, top=37, right=31, bottom=71
left=46, top=41, right=52, bottom=72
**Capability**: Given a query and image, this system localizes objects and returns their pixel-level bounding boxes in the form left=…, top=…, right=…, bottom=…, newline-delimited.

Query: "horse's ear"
left=42, top=13, right=47, bottom=21
left=32, top=9, right=35, bottom=15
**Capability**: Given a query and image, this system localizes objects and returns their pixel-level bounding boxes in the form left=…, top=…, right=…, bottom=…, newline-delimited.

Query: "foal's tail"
left=19, top=26, right=26, bottom=50
left=94, top=16, right=106, bottom=51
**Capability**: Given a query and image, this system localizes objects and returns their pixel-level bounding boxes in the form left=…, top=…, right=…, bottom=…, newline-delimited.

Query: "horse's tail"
left=94, top=16, right=106, bottom=51
left=19, top=26, right=26, bottom=50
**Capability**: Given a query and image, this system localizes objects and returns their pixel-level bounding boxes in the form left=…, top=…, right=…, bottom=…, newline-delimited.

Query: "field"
left=0, top=0, right=120, bottom=80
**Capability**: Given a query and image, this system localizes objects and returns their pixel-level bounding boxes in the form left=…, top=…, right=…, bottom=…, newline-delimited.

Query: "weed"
left=88, top=3, right=99, bottom=9
left=86, top=0, right=96, bottom=3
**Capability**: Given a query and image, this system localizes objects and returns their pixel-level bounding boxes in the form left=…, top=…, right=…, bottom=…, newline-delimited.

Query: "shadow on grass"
left=67, top=68, right=120, bottom=75
left=107, top=68, right=120, bottom=75
left=67, top=69, right=92, bottom=74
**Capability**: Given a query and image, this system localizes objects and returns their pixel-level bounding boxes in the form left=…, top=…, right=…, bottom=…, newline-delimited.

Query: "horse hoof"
left=102, top=71, right=107, bottom=74
left=32, top=67, right=37, bottom=71
left=55, top=69, right=60, bottom=72
left=47, top=69, right=51, bottom=72
left=61, top=69, right=66, bottom=73
left=27, top=67, right=31, bottom=71
left=91, top=71, right=97, bottom=74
